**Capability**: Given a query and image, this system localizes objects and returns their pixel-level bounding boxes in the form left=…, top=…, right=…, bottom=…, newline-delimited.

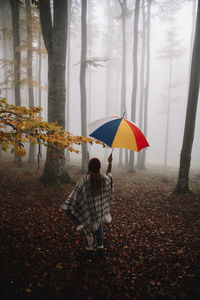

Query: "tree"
left=142, top=0, right=151, bottom=170
left=105, top=0, right=112, bottom=117
left=38, top=0, right=69, bottom=184
left=66, top=0, right=72, bottom=163
left=129, top=0, right=140, bottom=172
left=80, top=0, right=88, bottom=172
left=37, top=30, right=43, bottom=115
left=0, top=0, right=11, bottom=100
left=10, top=0, right=22, bottom=167
left=87, top=0, right=94, bottom=124
left=189, top=0, right=197, bottom=65
left=118, top=0, right=128, bottom=168
left=86, top=0, right=106, bottom=123
left=25, top=0, right=36, bottom=163
left=105, top=0, right=121, bottom=120
left=175, top=0, right=200, bottom=193
left=137, top=0, right=146, bottom=169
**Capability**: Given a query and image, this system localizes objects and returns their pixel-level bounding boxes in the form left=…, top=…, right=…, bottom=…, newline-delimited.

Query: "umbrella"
left=88, top=116, right=149, bottom=152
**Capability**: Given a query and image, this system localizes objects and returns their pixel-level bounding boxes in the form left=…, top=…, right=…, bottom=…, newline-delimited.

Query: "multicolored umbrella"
left=88, top=116, right=149, bottom=152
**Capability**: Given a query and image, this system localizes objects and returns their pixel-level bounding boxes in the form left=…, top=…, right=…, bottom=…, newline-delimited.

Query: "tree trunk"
left=118, top=0, right=127, bottom=168
left=66, top=0, right=72, bottom=163
left=25, top=0, right=34, bottom=107
left=39, top=0, right=71, bottom=184
left=105, top=0, right=111, bottom=117
left=164, top=53, right=172, bottom=167
left=80, top=0, right=88, bottom=172
left=0, top=2, right=5, bottom=157
left=189, top=0, right=197, bottom=65
left=25, top=0, right=36, bottom=163
left=10, top=0, right=22, bottom=167
left=1, top=0, right=9, bottom=99
left=87, top=0, right=93, bottom=124
left=137, top=0, right=146, bottom=169
left=0, top=2, right=8, bottom=158
left=120, top=0, right=127, bottom=118
left=142, top=0, right=151, bottom=169
left=175, top=0, right=200, bottom=193
left=129, top=0, right=140, bottom=172
left=38, top=30, right=42, bottom=115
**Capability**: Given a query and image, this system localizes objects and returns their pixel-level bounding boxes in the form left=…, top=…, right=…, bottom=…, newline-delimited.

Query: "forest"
left=0, top=0, right=200, bottom=299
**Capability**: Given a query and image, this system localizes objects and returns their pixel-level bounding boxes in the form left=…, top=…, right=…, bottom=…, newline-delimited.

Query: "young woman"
left=60, top=154, right=113, bottom=258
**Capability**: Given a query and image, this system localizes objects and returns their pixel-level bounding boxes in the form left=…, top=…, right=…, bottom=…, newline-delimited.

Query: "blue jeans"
left=85, top=224, right=103, bottom=249
left=96, top=224, right=103, bottom=248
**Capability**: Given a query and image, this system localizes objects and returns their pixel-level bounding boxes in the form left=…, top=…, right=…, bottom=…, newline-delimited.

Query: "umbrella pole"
left=110, top=148, right=114, bottom=158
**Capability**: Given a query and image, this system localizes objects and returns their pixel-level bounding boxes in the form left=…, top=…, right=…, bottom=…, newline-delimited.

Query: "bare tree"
left=105, top=0, right=112, bottom=117
left=129, top=0, right=140, bottom=172
left=25, top=0, right=36, bottom=163
left=118, top=0, right=128, bottom=168
left=137, top=0, right=146, bottom=169
left=66, top=0, right=72, bottom=163
left=38, top=30, right=42, bottom=113
left=0, top=0, right=11, bottom=100
left=80, top=0, right=88, bottom=172
left=175, top=0, right=200, bottom=193
left=141, top=0, right=152, bottom=169
left=10, top=0, right=22, bottom=167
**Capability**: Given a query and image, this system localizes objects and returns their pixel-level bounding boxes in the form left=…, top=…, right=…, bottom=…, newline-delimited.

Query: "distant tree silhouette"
left=118, top=0, right=128, bottom=168
left=10, top=0, right=22, bottom=167
left=129, top=0, right=140, bottom=172
left=80, top=0, right=88, bottom=172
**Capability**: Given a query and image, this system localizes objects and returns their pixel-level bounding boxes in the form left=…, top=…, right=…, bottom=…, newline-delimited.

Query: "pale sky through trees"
left=0, top=0, right=199, bottom=170
left=66, top=1, right=199, bottom=169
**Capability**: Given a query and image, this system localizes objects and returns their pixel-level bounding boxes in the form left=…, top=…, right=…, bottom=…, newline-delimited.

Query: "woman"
left=60, top=154, right=113, bottom=258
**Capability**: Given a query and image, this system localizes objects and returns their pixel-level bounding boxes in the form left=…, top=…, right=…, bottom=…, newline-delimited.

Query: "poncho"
left=62, top=174, right=113, bottom=236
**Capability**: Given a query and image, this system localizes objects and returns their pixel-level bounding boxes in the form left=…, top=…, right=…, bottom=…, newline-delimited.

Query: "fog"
left=0, top=0, right=199, bottom=171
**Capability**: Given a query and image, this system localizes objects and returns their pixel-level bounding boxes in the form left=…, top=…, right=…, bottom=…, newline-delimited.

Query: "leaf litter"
left=0, top=160, right=200, bottom=299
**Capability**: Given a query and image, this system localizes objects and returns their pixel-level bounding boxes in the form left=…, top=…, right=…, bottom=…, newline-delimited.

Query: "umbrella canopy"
left=88, top=116, right=149, bottom=152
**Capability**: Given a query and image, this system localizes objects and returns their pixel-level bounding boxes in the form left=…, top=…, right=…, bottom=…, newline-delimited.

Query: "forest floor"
left=0, top=158, right=200, bottom=300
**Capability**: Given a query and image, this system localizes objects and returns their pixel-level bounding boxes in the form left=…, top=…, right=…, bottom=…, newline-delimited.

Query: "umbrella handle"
left=122, top=111, right=126, bottom=118
left=110, top=148, right=114, bottom=158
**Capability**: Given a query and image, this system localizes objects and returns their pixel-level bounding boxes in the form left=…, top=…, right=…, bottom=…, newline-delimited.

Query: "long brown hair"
left=88, top=158, right=105, bottom=197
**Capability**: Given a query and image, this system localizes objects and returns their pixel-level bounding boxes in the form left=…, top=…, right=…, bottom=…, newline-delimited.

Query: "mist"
left=0, top=0, right=199, bottom=171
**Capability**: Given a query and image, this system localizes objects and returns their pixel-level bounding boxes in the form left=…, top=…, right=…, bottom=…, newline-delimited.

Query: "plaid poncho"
left=62, top=174, right=113, bottom=235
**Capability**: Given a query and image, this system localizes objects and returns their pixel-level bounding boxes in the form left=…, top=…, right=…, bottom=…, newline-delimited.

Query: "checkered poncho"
left=62, top=174, right=113, bottom=234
